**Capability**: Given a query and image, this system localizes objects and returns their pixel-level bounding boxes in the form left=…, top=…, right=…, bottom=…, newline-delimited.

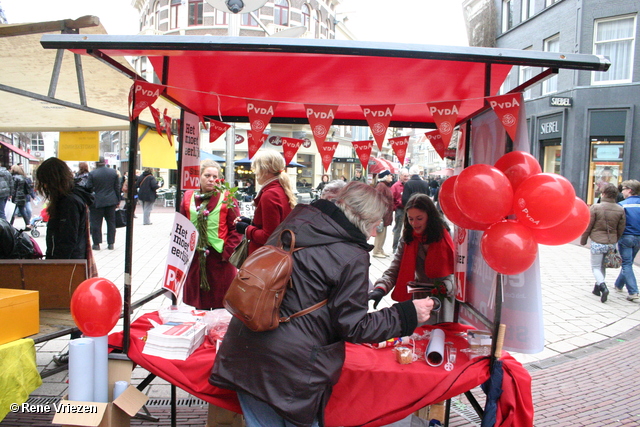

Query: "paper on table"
left=426, top=328, right=445, bottom=367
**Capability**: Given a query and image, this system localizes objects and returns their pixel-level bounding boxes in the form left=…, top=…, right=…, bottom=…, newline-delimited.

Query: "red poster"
left=320, top=141, right=339, bottom=172
left=352, top=140, right=374, bottom=171
left=486, top=93, right=522, bottom=141
left=427, top=101, right=461, bottom=147
left=281, top=137, right=304, bottom=167
left=361, top=105, right=394, bottom=150
left=247, top=132, right=267, bottom=159
left=305, top=104, right=338, bottom=152
left=388, top=135, right=410, bottom=166
left=149, top=106, right=164, bottom=137
left=129, top=80, right=164, bottom=121
left=246, top=100, right=278, bottom=152
left=208, top=119, right=230, bottom=143
left=425, top=130, right=445, bottom=160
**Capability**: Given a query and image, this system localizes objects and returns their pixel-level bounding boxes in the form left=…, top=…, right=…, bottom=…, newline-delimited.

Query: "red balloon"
left=481, top=220, right=538, bottom=275
left=494, top=151, right=542, bottom=192
left=531, top=197, right=590, bottom=245
left=439, top=176, right=491, bottom=230
left=513, top=173, right=576, bottom=229
left=70, top=277, right=122, bottom=337
left=454, top=164, right=513, bottom=224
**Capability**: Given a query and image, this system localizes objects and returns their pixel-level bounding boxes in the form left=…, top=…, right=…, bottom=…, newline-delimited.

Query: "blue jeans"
left=0, top=197, right=7, bottom=220
left=237, top=392, right=319, bottom=427
left=614, top=235, right=640, bottom=295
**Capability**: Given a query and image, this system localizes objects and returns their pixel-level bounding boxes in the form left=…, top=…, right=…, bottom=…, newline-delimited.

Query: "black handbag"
left=115, top=209, right=127, bottom=228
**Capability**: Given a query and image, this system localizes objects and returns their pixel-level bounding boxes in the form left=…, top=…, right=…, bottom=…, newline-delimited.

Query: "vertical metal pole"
left=225, top=124, right=236, bottom=185
left=123, top=117, right=138, bottom=355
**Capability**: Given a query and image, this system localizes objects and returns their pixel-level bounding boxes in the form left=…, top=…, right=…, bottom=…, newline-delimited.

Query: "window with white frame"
left=545, top=0, right=560, bottom=6
left=520, top=48, right=536, bottom=99
left=592, top=15, right=636, bottom=84
left=522, top=0, right=535, bottom=21
left=500, top=67, right=519, bottom=94
left=274, top=0, right=289, bottom=26
left=301, top=4, right=310, bottom=30
left=154, top=1, right=161, bottom=30
left=30, top=134, right=44, bottom=152
left=543, top=35, right=559, bottom=94
left=502, top=0, right=514, bottom=33
left=314, top=10, right=321, bottom=38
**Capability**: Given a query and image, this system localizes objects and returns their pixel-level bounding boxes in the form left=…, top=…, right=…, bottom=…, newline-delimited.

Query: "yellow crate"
left=0, top=288, right=39, bottom=345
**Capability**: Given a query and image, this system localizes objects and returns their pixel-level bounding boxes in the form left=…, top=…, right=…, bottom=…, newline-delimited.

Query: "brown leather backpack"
left=223, top=229, right=327, bottom=332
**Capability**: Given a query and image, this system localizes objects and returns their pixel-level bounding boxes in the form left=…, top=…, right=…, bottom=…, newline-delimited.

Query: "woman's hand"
left=412, top=298, right=436, bottom=323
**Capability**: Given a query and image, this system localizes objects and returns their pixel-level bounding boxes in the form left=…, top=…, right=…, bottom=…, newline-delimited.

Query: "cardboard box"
left=52, top=358, right=148, bottom=427
left=0, top=288, right=39, bottom=345
left=205, top=403, right=244, bottom=427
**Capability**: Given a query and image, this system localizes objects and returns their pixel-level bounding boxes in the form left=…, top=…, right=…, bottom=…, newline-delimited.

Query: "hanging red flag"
left=361, top=105, right=395, bottom=151
left=305, top=104, right=338, bottom=152
left=389, top=135, right=410, bottom=166
left=425, top=130, right=445, bottom=160
left=208, top=119, right=230, bottom=143
left=246, top=99, right=278, bottom=152
left=281, top=137, right=304, bottom=167
left=486, top=93, right=522, bottom=141
left=164, top=114, right=173, bottom=146
left=319, top=141, right=339, bottom=172
left=352, top=140, right=374, bottom=171
left=149, top=106, right=164, bottom=137
left=427, top=101, right=461, bottom=147
left=128, top=80, right=165, bottom=121
left=247, top=132, right=267, bottom=159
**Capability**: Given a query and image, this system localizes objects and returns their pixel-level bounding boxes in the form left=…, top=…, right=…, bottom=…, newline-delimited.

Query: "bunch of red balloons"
left=440, top=151, right=590, bottom=275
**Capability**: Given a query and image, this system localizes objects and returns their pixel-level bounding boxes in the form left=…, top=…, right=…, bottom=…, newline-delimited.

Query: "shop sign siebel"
left=549, top=96, right=572, bottom=107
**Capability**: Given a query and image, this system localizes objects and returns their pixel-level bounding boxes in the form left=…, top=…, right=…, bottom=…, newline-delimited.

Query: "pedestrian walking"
left=87, top=158, right=120, bottom=250
left=136, top=168, right=160, bottom=225
left=10, top=165, right=32, bottom=229
left=614, top=179, right=640, bottom=301
left=0, top=165, right=13, bottom=221
left=401, top=165, right=430, bottom=207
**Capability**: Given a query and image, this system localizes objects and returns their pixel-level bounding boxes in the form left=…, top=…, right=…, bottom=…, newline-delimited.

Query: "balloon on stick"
left=70, top=277, right=122, bottom=337
left=481, top=220, right=538, bottom=275
left=439, top=176, right=491, bottom=230
left=454, top=164, right=513, bottom=225
left=530, top=197, right=590, bottom=245
left=494, top=151, right=542, bottom=192
left=513, top=173, right=576, bottom=229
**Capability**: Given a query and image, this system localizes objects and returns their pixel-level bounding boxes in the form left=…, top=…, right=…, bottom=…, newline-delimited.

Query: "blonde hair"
left=10, top=165, right=25, bottom=176
left=251, top=149, right=297, bottom=209
left=200, top=159, right=221, bottom=175
left=335, top=181, right=387, bottom=237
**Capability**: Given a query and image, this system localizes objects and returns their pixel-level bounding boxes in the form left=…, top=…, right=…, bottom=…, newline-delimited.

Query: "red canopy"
left=369, top=157, right=398, bottom=174
left=39, top=35, right=609, bottom=128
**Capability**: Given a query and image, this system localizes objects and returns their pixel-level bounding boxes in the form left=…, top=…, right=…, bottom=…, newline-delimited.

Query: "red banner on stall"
left=320, top=141, right=339, bottom=172
left=149, top=106, right=164, bottom=137
left=305, top=104, right=338, bottom=152
left=352, top=140, right=374, bottom=171
left=281, top=137, right=304, bottom=167
left=427, top=101, right=460, bottom=147
left=129, top=80, right=165, bottom=121
left=486, top=93, right=522, bottom=142
left=247, top=132, right=267, bottom=159
left=425, top=130, right=445, bottom=160
left=361, top=105, right=395, bottom=150
left=388, top=135, right=410, bottom=167
left=208, top=119, right=230, bottom=143
left=246, top=100, right=278, bottom=155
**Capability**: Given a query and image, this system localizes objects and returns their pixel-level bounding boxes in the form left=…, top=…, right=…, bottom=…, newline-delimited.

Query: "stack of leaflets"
left=142, top=321, right=206, bottom=360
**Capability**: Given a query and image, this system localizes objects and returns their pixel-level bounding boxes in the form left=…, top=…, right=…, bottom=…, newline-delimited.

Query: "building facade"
left=464, top=0, right=640, bottom=204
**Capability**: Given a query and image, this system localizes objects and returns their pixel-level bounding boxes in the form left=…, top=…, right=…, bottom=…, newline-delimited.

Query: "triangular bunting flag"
left=319, top=141, right=339, bottom=172
left=425, top=130, right=445, bottom=160
left=281, top=137, right=304, bottom=167
left=164, top=114, right=173, bottom=146
left=208, top=119, right=231, bottom=143
left=247, top=132, right=267, bottom=159
left=305, top=104, right=338, bottom=153
left=128, top=80, right=165, bottom=121
left=427, top=101, right=461, bottom=147
left=149, top=106, right=164, bottom=137
left=389, top=135, right=410, bottom=166
left=352, top=140, right=374, bottom=171
left=487, top=92, right=523, bottom=141
left=246, top=99, right=278, bottom=152
left=361, top=105, right=395, bottom=150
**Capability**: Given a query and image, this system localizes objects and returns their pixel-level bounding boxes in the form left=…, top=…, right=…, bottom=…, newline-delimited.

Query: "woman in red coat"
left=235, top=149, right=297, bottom=254
left=180, top=160, right=242, bottom=310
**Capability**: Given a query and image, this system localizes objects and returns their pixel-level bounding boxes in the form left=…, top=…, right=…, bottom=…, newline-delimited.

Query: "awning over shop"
left=0, top=140, right=39, bottom=162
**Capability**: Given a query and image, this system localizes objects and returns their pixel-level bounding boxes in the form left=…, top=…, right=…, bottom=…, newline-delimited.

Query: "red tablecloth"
left=109, top=313, right=533, bottom=427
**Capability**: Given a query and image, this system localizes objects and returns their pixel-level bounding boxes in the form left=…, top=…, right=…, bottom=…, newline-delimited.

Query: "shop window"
left=542, top=35, right=559, bottom=94
left=274, top=0, right=289, bottom=26
left=188, top=0, right=204, bottom=26
left=502, top=0, right=513, bottom=33
left=588, top=141, right=624, bottom=203
left=592, top=15, right=636, bottom=85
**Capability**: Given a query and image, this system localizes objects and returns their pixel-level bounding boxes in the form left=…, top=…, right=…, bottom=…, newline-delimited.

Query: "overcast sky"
left=2, top=0, right=468, bottom=46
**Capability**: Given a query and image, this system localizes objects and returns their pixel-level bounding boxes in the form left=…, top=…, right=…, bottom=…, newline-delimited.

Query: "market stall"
left=39, top=34, right=609, bottom=426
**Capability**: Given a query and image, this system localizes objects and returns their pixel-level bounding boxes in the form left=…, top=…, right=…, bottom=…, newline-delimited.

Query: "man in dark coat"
left=401, top=165, right=431, bottom=207
left=87, top=159, right=120, bottom=250
left=136, top=168, right=160, bottom=225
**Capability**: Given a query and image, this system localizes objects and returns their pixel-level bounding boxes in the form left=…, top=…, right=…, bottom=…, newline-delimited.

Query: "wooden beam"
left=0, top=15, right=100, bottom=37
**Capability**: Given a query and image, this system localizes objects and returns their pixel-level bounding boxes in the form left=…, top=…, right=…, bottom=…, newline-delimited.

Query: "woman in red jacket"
left=369, top=193, right=456, bottom=324
left=235, top=149, right=297, bottom=254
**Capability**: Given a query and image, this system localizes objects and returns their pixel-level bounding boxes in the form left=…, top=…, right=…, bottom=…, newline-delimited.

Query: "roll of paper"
left=113, top=381, right=129, bottom=400
left=426, top=328, right=445, bottom=367
left=91, top=335, right=109, bottom=403
left=69, top=338, right=95, bottom=401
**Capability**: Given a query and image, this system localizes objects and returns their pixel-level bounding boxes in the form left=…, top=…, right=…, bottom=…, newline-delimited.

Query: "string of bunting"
left=128, top=80, right=524, bottom=172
